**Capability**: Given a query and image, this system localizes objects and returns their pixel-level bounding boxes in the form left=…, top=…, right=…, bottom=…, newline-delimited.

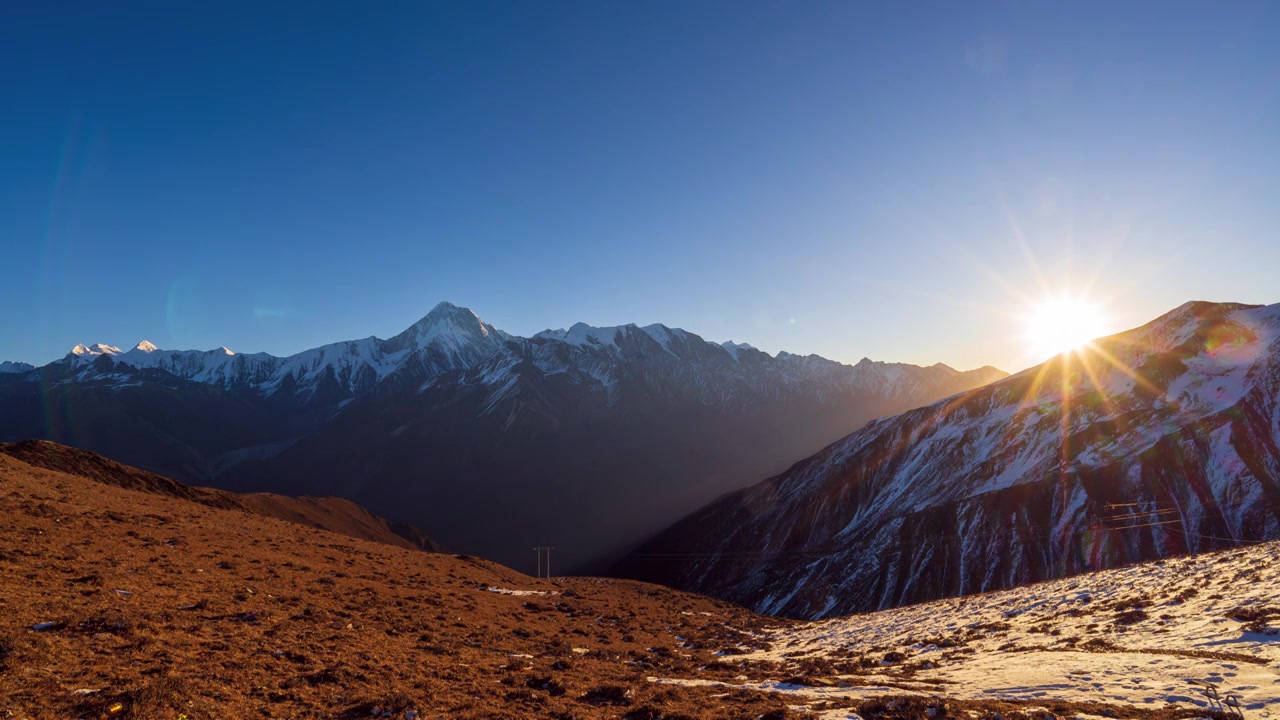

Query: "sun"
left=1023, top=295, right=1110, bottom=361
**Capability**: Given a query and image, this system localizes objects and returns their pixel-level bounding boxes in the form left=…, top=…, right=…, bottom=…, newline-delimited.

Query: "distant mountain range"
left=615, top=300, right=1280, bottom=618
left=0, top=302, right=1004, bottom=571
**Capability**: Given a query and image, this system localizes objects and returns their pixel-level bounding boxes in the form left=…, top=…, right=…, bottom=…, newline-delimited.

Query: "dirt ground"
left=0, top=452, right=1230, bottom=719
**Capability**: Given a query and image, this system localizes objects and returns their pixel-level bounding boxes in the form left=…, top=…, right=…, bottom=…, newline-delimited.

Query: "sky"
left=3, top=1, right=1278, bottom=373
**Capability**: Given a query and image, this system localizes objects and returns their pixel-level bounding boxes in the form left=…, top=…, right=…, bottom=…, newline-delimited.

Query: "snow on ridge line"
left=52, top=301, right=513, bottom=395
left=719, top=340, right=757, bottom=361
left=70, top=343, right=122, bottom=357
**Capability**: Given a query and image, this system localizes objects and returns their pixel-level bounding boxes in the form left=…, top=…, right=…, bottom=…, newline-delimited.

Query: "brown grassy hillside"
left=0, top=440, right=444, bottom=553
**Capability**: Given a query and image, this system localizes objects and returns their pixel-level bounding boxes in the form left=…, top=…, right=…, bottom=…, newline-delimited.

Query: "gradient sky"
left=4, top=1, right=1278, bottom=373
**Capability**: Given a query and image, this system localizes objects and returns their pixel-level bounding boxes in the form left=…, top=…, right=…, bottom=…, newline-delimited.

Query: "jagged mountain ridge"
left=11, top=302, right=997, bottom=409
left=0, top=302, right=1005, bottom=572
left=615, top=300, right=1280, bottom=619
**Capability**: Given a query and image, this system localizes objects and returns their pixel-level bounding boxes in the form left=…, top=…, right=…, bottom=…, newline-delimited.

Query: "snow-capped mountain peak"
left=413, top=301, right=484, bottom=332
left=132, top=340, right=159, bottom=353
left=70, top=343, right=122, bottom=358
left=382, top=302, right=510, bottom=377
left=391, top=301, right=507, bottom=349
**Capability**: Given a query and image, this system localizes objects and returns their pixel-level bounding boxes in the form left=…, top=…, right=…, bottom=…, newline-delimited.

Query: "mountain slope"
left=658, top=539, right=1280, bottom=715
left=617, top=300, right=1280, bottom=618
left=0, top=440, right=445, bottom=553
left=0, top=303, right=1004, bottom=572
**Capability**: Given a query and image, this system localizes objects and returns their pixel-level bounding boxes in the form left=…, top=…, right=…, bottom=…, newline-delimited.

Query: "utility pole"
left=532, top=546, right=555, bottom=578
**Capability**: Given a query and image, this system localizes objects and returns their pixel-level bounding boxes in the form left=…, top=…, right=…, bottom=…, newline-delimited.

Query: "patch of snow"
left=485, top=586, right=559, bottom=597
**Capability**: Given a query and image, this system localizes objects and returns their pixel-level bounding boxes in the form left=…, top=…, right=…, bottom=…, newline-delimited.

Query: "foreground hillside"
left=620, top=300, right=1280, bottom=617
left=0, top=451, right=1238, bottom=719
left=0, top=441, right=444, bottom=553
left=0, top=452, right=774, bottom=719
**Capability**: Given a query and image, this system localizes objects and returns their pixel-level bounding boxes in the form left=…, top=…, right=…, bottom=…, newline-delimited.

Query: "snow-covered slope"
left=621, top=300, right=1280, bottom=619
left=654, top=538, right=1280, bottom=717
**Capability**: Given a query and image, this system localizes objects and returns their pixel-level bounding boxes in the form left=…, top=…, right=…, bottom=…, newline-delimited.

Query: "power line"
left=533, top=546, right=555, bottom=578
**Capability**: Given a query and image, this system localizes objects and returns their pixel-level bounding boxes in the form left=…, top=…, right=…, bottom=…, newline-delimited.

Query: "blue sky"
left=3, top=1, right=1277, bottom=372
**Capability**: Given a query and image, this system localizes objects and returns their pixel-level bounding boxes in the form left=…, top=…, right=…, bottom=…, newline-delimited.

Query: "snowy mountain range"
left=0, top=302, right=1004, bottom=571
left=617, top=300, right=1280, bottom=618
left=48, top=302, right=510, bottom=401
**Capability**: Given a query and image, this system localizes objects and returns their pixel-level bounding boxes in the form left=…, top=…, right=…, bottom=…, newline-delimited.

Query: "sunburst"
left=1022, top=295, right=1110, bottom=362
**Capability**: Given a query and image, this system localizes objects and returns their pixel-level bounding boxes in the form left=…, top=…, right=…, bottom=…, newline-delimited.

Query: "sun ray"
left=1078, top=341, right=1165, bottom=400
left=997, top=192, right=1054, bottom=301
left=1076, top=347, right=1119, bottom=419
